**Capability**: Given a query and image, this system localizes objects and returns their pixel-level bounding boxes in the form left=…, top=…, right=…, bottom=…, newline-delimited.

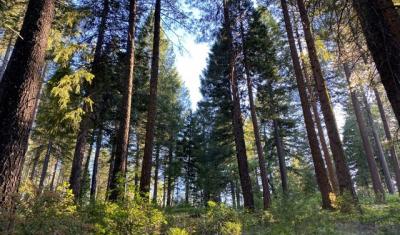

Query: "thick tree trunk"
left=273, top=119, right=288, bottom=195
left=294, top=23, right=340, bottom=193
left=0, top=35, right=14, bottom=81
left=223, top=0, right=254, bottom=210
left=39, top=141, right=53, bottom=191
left=140, top=0, right=161, bottom=195
left=152, top=145, right=160, bottom=203
left=50, top=158, right=59, bottom=191
left=361, top=90, right=395, bottom=194
left=281, top=0, right=333, bottom=209
left=240, top=21, right=271, bottom=209
left=69, top=0, right=110, bottom=199
left=29, top=148, right=41, bottom=182
left=90, top=128, right=103, bottom=201
left=344, top=63, right=385, bottom=201
left=109, top=0, right=137, bottom=201
left=352, top=0, right=400, bottom=125
left=373, top=87, right=400, bottom=194
left=80, top=134, right=94, bottom=200
left=296, top=0, right=356, bottom=200
left=0, top=0, right=55, bottom=209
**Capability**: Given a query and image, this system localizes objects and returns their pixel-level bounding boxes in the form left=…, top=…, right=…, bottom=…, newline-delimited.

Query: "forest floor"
left=163, top=194, right=400, bottom=234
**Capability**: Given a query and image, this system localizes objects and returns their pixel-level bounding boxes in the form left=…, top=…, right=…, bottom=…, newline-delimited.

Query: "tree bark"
left=106, top=133, right=116, bottom=199
left=273, top=119, right=289, bottom=195
left=361, top=90, right=395, bottom=194
left=344, top=63, right=385, bottom=202
left=0, top=0, right=55, bottom=209
left=152, top=144, right=160, bottom=203
left=166, top=144, right=173, bottom=207
left=373, top=87, right=400, bottom=194
left=230, top=181, right=236, bottom=208
left=352, top=0, right=400, bottom=125
left=29, top=148, right=41, bottom=182
left=109, top=0, right=137, bottom=201
left=39, top=141, right=53, bottom=191
left=296, top=0, right=356, bottom=200
left=90, top=128, right=103, bottom=201
left=49, top=158, right=59, bottom=191
left=223, top=0, right=254, bottom=210
left=140, top=0, right=162, bottom=196
left=281, top=0, right=333, bottom=209
left=69, top=0, right=110, bottom=199
left=0, top=35, right=14, bottom=81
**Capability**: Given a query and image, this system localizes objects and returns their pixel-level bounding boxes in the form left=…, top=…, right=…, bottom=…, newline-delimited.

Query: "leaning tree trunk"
left=361, top=90, right=395, bottom=194
left=296, top=0, right=356, bottom=200
left=223, top=0, right=254, bottom=210
left=140, top=0, right=162, bottom=196
left=69, top=0, right=110, bottom=199
left=0, top=0, right=55, bottom=209
left=240, top=21, right=271, bottom=209
left=352, top=0, right=400, bottom=125
left=90, top=128, right=103, bottom=201
left=109, top=0, right=137, bottom=201
left=38, top=141, right=53, bottom=191
left=373, top=87, right=400, bottom=194
left=344, top=63, right=385, bottom=202
left=280, top=0, right=333, bottom=209
left=0, top=34, right=14, bottom=81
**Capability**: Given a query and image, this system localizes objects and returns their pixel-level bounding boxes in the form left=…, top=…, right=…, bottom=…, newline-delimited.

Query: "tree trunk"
left=230, top=181, right=236, bottom=208
left=90, top=128, right=103, bottom=201
left=361, top=90, right=395, bottom=194
left=166, top=144, right=173, bottom=207
left=273, top=119, right=289, bottom=195
left=352, top=0, right=400, bottom=125
left=152, top=145, right=160, bottom=203
left=240, top=21, right=271, bottom=209
left=281, top=0, right=333, bottom=209
left=223, top=0, right=254, bottom=210
left=185, top=154, right=190, bottom=204
left=294, top=22, right=340, bottom=194
left=69, top=0, right=110, bottom=199
left=109, top=0, right=137, bottom=201
left=0, top=35, right=14, bottom=81
left=296, top=0, right=356, bottom=200
left=80, top=134, right=94, bottom=200
left=373, top=87, right=400, bottom=194
left=0, top=0, right=55, bottom=209
left=344, top=63, right=385, bottom=202
left=50, top=158, right=59, bottom=191
left=29, top=148, right=41, bottom=182
left=106, top=134, right=116, bottom=199
left=39, top=141, right=53, bottom=191
left=140, top=0, right=162, bottom=196
left=235, top=179, right=241, bottom=208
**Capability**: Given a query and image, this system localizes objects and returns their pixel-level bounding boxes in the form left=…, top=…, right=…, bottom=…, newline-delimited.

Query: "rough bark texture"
left=352, top=0, right=400, bottom=125
left=69, top=0, right=110, bottom=199
left=39, top=141, right=52, bottom=191
left=0, top=35, right=14, bottom=81
left=223, top=0, right=254, bottom=210
left=296, top=0, right=356, bottom=200
left=0, top=0, right=55, bottom=209
left=109, top=0, right=137, bottom=201
left=140, top=0, right=161, bottom=196
left=373, top=87, right=400, bottom=194
left=281, top=0, right=333, bottom=209
left=91, top=128, right=103, bottom=200
left=240, top=21, right=271, bottom=208
left=344, top=63, right=385, bottom=201
left=361, top=90, right=395, bottom=194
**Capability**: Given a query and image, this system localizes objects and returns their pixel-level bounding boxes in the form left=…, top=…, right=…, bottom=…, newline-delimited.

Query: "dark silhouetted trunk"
left=361, top=90, right=395, bottom=194
left=69, top=0, right=110, bottom=199
left=296, top=0, right=356, bottom=200
left=235, top=179, right=241, bottom=208
left=152, top=145, right=160, bottom=203
left=240, top=21, right=271, bottom=209
left=374, top=87, right=400, bottom=194
left=281, top=0, right=333, bottom=209
left=344, top=63, right=385, bottom=202
left=166, top=144, right=173, bottom=207
left=106, top=134, right=116, bottom=199
left=39, top=141, right=53, bottom=191
left=0, top=0, right=55, bottom=209
left=140, top=0, right=161, bottom=196
left=230, top=181, right=236, bottom=208
left=50, top=158, right=59, bottom=191
left=223, top=0, right=254, bottom=210
left=0, top=35, right=14, bottom=81
left=109, top=0, right=137, bottom=201
left=29, top=148, right=41, bottom=182
left=273, top=119, right=288, bottom=195
left=91, top=128, right=103, bottom=200
left=352, top=0, right=400, bottom=125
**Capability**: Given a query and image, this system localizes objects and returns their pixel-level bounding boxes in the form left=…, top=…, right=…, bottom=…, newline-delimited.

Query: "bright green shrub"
left=167, top=227, right=189, bottom=235
left=221, top=221, right=241, bottom=235
left=197, top=201, right=241, bottom=234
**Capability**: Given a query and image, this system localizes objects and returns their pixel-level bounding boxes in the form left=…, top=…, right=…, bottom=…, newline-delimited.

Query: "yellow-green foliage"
left=167, top=227, right=189, bottom=235
left=221, top=221, right=242, bottom=235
